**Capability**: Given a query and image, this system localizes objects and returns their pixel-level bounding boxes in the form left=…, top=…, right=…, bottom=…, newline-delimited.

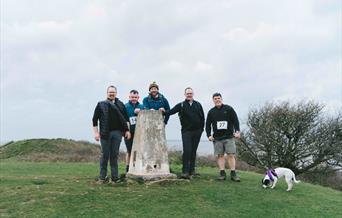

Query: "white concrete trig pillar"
left=127, top=110, right=176, bottom=181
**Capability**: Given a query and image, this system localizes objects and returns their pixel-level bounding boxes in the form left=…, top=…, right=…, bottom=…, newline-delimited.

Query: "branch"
left=238, top=138, right=268, bottom=169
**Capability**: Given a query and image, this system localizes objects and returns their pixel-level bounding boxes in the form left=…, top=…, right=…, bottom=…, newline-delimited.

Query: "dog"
left=261, top=167, right=300, bottom=191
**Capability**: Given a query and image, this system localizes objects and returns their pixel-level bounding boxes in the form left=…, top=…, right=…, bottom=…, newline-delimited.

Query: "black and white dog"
left=262, top=168, right=300, bottom=191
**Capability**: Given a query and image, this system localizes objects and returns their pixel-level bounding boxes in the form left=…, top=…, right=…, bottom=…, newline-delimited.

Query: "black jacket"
left=165, top=100, right=205, bottom=131
left=206, top=104, right=240, bottom=140
left=113, top=98, right=129, bottom=122
left=92, top=98, right=129, bottom=138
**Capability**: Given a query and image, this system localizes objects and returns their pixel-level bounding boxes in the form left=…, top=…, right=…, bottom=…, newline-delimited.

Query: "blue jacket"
left=143, top=93, right=170, bottom=124
left=125, top=101, right=144, bottom=133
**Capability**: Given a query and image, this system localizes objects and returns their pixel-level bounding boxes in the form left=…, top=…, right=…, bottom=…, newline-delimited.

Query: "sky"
left=1, top=0, right=341, bottom=143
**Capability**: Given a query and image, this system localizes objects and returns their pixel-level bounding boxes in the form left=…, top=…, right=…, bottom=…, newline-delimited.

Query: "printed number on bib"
left=130, top=116, right=137, bottom=125
left=217, top=121, right=228, bottom=130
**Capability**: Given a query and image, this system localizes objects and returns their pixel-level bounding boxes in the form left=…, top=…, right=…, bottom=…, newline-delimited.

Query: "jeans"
left=99, top=130, right=122, bottom=180
left=181, top=129, right=203, bottom=174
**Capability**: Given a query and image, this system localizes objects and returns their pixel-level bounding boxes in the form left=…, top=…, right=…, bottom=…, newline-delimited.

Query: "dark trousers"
left=99, top=130, right=122, bottom=180
left=181, top=129, right=202, bottom=174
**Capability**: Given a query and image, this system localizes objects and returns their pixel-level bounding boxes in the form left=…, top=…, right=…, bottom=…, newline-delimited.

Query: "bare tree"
left=238, top=101, right=342, bottom=175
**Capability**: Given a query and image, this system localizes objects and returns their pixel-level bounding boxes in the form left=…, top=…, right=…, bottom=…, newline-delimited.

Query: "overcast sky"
left=1, top=0, right=341, bottom=143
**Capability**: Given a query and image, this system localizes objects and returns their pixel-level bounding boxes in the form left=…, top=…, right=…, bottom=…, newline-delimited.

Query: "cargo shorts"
left=213, top=138, right=236, bottom=155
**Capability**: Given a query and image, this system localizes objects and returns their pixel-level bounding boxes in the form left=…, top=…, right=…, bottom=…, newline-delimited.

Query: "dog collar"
left=266, top=169, right=278, bottom=182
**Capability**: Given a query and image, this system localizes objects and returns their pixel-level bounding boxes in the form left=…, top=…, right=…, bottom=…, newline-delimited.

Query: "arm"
left=92, top=103, right=101, bottom=141
left=205, top=111, right=213, bottom=139
left=121, top=112, right=131, bottom=138
left=116, top=109, right=131, bottom=139
left=122, top=104, right=129, bottom=122
left=138, top=103, right=145, bottom=110
left=116, top=102, right=130, bottom=131
left=199, top=103, right=205, bottom=131
left=231, top=108, right=240, bottom=138
left=164, top=103, right=181, bottom=116
left=134, top=103, right=145, bottom=114
left=143, top=97, right=150, bottom=109
left=122, top=104, right=130, bottom=130
left=109, top=102, right=129, bottom=132
left=118, top=110, right=129, bottom=132
left=163, top=97, right=171, bottom=124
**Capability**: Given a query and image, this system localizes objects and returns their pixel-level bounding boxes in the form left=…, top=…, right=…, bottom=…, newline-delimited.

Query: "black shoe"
left=230, top=171, right=240, bottom=182
left=218, top=170, right=226, bottom=180
left=180, top=173, right=190, bottom=179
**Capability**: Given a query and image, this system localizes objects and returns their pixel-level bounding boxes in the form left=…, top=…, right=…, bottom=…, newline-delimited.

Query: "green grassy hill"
left=0, top=139, right=341, bottom=217
left=0, top=161, right=341, bottom=218
left=0, top=138, right=101, bottom=162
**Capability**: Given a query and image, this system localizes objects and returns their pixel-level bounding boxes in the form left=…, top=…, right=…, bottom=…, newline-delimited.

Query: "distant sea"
left=119, top=139, right=214, bottom=155
left=0, top=141, right=9, bottom=147
left=166, top=139, right=214, bottom=155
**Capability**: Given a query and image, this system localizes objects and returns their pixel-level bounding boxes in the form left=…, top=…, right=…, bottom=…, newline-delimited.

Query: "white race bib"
left=129, top=116, right=137, bottom=125
left=217, top=121, right=228, bottom=130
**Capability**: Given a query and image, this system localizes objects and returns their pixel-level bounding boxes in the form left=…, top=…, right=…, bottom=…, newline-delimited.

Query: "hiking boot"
left=96, top=177, right=109, bottom=184
left=218, top=170, right=226, bottom=180
left=96, top=179, right=106, bottom=184
left=180, top=173, right=190, bottom=179
left=111, top=178, right=122, bottom=184
left=230, top=171, right=241, bottom=182
left=190, top=171, right=201, bottom=177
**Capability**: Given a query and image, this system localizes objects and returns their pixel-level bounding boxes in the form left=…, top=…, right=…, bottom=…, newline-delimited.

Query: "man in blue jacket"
left=143, top=82, right=171, bottom=124
left=124, top=90, right=144, bottom=173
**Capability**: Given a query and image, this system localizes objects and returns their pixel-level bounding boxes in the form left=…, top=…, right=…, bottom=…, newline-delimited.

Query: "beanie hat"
left=149, top=81, right=159, bottom=91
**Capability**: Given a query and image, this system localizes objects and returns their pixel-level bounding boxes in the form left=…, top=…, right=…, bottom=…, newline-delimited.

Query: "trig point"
left=127, top=110, right=176, bottom=181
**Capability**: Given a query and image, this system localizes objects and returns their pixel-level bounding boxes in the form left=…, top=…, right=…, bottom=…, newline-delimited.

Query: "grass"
left=1, top=160, right=341, bottom=218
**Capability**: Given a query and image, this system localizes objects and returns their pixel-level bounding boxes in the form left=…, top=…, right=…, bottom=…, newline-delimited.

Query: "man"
left=124, top=90, right=144, bottom=173
left=206, top=93, right=241, bottom=182
left=165, top=87, right=205, bottom=179
left=143, top=82, right=171, bottom=124
left=92, top=85, right=131, bottom=184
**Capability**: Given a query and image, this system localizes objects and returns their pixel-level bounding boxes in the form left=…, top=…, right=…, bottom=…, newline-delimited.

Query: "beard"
left=150, top=92, right=158, bottom=97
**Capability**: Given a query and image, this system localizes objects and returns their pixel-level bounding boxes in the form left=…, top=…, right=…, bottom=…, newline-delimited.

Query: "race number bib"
left=217, top=121, right=228, bottom=130
left=129, top=116, right=137, bottom=125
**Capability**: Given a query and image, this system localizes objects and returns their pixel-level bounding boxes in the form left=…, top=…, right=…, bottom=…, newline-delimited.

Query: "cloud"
left=1, top=0, right=341, bottom=142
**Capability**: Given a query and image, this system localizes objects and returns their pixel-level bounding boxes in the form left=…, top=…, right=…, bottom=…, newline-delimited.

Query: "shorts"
left=213, top=138, right=236, bottom=155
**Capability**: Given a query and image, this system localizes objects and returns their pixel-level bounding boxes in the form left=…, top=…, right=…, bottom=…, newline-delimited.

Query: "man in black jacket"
left=206, top=93, right=241, bottom=182
left=92, top=85, right=131, bottom=184
left=165, top=87, right=205, bottom=179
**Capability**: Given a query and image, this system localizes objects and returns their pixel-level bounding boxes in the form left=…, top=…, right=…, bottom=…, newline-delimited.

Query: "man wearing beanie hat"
left=143, top=82, right=171, bottom=124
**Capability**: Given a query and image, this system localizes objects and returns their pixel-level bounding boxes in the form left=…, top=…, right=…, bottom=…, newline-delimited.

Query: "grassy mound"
left=0, top=138, right=101, bottom=162
left=0, top=161, right=341, bottom=217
